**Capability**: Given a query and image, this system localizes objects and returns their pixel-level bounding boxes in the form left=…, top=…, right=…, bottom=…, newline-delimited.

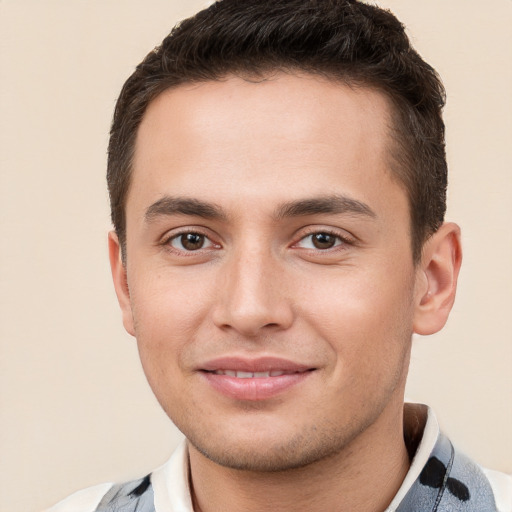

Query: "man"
left=47, top=0, right=511, bottom=511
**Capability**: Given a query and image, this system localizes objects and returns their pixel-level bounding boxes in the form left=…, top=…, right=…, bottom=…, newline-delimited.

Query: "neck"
left=188, top=404, right=410, bottom=512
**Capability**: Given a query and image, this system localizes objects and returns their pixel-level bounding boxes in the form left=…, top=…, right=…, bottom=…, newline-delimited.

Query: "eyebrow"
left=275, top=195, right=376, bottom=220
left=145, top=196, right=226, bottom=222
left=144, top=194, right=376, bottom=223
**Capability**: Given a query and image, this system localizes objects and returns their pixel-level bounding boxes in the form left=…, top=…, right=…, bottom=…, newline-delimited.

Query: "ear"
left=413, top=222, right=462, bottom=335
left=108, top=231, right=135, bottom=337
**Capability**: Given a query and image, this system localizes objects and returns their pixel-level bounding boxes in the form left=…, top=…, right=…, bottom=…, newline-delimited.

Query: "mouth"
left=208, top=369, right=308, bottom=378
left=199, top=357, right=316, bottom=400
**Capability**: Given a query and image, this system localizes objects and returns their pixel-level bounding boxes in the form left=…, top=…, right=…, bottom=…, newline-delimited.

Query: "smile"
left=199, top=358, right=315, bottom=400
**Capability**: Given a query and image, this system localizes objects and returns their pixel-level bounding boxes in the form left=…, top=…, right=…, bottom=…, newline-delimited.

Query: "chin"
left=193, top=439, right=331, bottom=472
left=184, top=419, right=360, bottom=473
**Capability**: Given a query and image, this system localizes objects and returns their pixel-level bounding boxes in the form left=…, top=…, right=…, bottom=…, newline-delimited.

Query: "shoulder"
left=397, top=406, right=511, bottom=512
left=42, top=482, right=113, bottom=512
left=43, top=474, right=155, bottom=512
left=482, top=467, right=512, bottom=512
left=43, top=440, right=190, bottom=512
left=415, top=434, right=511, bottom=512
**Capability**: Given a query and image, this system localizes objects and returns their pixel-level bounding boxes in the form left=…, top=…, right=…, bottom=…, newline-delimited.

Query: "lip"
left=200, top=356, right=312, bottom=373
left=199, top=356, right=315, bottom=401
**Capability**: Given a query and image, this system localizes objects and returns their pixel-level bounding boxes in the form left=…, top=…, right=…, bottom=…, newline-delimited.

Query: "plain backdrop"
left=1, top=1, right=511, bottom=511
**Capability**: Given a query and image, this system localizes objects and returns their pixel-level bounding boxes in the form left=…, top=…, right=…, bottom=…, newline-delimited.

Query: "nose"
left=211, top=245, right=294, bottom=337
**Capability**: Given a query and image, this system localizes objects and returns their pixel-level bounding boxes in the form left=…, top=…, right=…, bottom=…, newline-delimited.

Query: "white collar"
left=384, top=406, right=440, bottom=511
left=152, top=439, right=194, bottom=512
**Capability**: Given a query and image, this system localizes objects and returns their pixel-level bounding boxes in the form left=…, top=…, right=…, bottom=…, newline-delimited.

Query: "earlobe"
left=413, top=222, right=462, bottom=336
left=108, top=231, right=135, bottom=337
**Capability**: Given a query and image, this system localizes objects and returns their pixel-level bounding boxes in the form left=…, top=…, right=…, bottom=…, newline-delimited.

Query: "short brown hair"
left=108, top=0, right=447, bottom=262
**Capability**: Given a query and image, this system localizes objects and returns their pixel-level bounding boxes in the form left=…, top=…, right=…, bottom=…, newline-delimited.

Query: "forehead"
left=129, top=73, right=403, bottom=216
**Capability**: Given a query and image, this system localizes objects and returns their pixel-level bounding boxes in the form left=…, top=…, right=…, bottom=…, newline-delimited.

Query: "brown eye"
left=170, top=232, right=210, bottom=251
left=295, top=232, right=345, bottom=251
left=311, top=233, right=337, bottom=249
left=182, top=233, right=204, bottom=250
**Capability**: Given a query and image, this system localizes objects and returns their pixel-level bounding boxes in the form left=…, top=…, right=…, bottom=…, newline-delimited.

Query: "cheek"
left=298, top=265, right=415, bottom=370
left=130, top=285, right=201, bottom=416
left=131, top=263, right=214, bottom=325
left=129, top=270, right=214, bottom=372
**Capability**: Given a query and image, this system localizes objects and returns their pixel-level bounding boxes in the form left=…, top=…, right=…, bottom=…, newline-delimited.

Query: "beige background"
left=1, top=1, right=511, bottom=511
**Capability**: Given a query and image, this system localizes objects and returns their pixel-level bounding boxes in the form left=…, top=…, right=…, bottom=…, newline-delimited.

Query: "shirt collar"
left=385, top=404, right=440, bottom=511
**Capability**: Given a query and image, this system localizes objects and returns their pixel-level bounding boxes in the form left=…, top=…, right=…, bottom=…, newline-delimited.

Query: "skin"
left=109, top=73, right=461, bottom=512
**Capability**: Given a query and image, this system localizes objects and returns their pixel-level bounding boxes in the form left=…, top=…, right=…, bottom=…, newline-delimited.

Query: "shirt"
left=44, top=406, right=512, bottom=512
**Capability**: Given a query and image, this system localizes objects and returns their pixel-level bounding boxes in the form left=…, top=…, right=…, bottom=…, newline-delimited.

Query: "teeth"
left=212, top=370, right=290, bottom=378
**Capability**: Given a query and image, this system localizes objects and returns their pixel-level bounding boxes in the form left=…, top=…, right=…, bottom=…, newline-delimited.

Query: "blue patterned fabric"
left=95, top=474, right=155, bottom=512
left=396, top=433, right=498, bottom=511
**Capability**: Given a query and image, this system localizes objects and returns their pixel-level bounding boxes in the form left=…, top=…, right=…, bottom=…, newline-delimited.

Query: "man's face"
left=116, top=74, right=425, bottom=471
